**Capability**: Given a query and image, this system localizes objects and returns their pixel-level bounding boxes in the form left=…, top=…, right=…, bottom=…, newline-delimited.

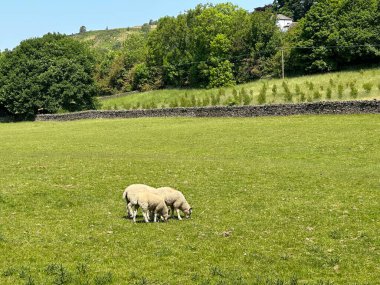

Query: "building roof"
left=276, top=14, right=292, bottom=21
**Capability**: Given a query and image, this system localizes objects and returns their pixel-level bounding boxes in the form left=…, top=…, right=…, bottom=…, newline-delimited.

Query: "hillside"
left=100, top=67, right=380, bottom=110
left=71, top=26, right=154, bottom=52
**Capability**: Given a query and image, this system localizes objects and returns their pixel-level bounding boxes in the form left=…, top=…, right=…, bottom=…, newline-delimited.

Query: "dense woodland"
left=0, top=0, right=379, bottom=117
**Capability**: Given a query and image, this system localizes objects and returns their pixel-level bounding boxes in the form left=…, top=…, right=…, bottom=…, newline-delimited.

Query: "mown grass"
left=100, top=68, right=380, bottom=110
left=0, top=115, right=379, bottom=284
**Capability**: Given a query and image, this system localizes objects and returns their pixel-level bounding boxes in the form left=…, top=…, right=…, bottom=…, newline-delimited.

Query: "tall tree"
left=0, top=33, right=98, bottom=118
left=288, top=0, right=380, bottom=72
left=273, top=0, right=317, bottom=20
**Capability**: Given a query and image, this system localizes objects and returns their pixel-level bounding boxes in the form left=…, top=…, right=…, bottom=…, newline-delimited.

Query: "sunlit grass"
left=0, top=115, right=379, bottom=284
left=100, top=68, right=380, bottom=110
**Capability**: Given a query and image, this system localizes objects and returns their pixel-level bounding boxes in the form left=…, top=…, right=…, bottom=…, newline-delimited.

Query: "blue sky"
left=0, top=0, right=271, bottom=51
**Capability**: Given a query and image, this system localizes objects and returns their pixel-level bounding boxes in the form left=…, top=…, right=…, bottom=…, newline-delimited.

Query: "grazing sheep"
left=122, top=184, right=156, bottom=218
left=156, top=187, right=192, bottom=220
left=129, top=192, right=169, bottom=223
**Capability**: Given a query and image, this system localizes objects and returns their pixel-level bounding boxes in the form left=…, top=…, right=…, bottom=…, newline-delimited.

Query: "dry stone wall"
left=36, top=100, right=379, bottom=121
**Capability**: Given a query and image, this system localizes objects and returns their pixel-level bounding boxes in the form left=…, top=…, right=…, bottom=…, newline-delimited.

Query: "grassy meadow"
left=0, top=115, right=379, bottom=284
left=72, top=27, right=147, bottom=51
left=100, top=68, right=380, bottom=111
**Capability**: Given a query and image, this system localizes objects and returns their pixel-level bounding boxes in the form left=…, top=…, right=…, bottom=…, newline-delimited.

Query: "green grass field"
left=100, top=68, right=380, bottom=111
left=0, top=115, right=379, bottom=284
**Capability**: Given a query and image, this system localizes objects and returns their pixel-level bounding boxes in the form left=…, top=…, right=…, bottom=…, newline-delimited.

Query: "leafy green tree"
left=0, top=33, right=98, bottom=118
left=273, top=0, right=317, bottom=20
left=79, top=26, right=87, bottom=34
left=288, top=0, right=380, bottom=73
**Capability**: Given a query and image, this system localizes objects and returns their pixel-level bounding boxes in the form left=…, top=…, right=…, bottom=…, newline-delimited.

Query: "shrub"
left=202, top=96, right=210, bottom=106
left=240, top=87, right=250, bottom=105
left=338, top=84, right=344, bottom=99
left=257, top=84, right=267, bottom=105
left=350, top=83, right=358, bottom=99
left=300, top=92, right=306, bottom=102
left=326, top=87, right=332, bottom=100
left=232, top=88, right=238, bottom=102
left=362, top=82, right=373, bottom=94
left=169, top=100, right=179, bottom=108
left=272, top=84, right=278, bottom=99
left=306, top=81, right=314, bottom=91
left=0, top=33, right=98, bottom=118
left=282, top=81, right=292, bottom=102
left=190, top=95, right=196, bottom=106
left=313, top=91, right=322, bottom=100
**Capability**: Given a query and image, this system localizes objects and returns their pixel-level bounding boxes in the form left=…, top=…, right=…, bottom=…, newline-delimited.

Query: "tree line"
left=95, top=0, right=380, bottom=94
left=0, top=0, right=379, bottom=118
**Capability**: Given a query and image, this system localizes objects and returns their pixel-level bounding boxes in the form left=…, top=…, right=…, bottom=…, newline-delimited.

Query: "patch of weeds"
left=210, top=266, right=224, bottom=278
left=94, top=272, right=113, bottom=285
left=2, top=267, right=17, bottom=277
left=24, top=275, right=36, bottom=285
left=76, top=262, right=89, bottom=276
left=253, top=276, right=299, bottom=285
left=154, top=247, right=172, bottom=257
left=326, top=256, right=340, bottom=267
left=0, top=233, right=6, bottom=243
left=45, top=264, right=72, bottom=285
left=18, top=266, right=30, bottom=279
left=132, top=277, right=151, bottom=285
left=328, top=229, right=342, bottom=240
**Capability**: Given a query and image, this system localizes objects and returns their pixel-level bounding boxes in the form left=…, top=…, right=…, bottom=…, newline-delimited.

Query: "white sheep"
left=156, top=187, right=192, bottom=220
left=129, top=192, right=169, bottom=223
left=122, top=184, right=156, bottom=218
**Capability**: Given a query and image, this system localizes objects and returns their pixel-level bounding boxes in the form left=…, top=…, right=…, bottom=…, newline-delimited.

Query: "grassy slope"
left=0, top=115, right=379, bottom=284
left=100, top=68, right=380, bottom=110
left=72, top=27, right=144, bottom=51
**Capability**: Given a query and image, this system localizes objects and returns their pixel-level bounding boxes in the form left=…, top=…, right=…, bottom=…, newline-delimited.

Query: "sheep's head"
left=161, top=213, right=169, bottom=222
left=184, top=207, right=192, bottom=219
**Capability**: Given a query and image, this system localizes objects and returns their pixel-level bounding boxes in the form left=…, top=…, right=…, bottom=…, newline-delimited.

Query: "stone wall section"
left=36, top=100, right=379, bottom=121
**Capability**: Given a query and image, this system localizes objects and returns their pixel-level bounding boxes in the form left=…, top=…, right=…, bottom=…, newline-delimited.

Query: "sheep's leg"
left=127, top=202, right=134, bottom=218
left=142, top=210, right=150, bottom=223
left=132, top=207, right=138, bottom=223
left=153, top=212, right=158, bottom=223
left=176, top=209, right=182, bottom=220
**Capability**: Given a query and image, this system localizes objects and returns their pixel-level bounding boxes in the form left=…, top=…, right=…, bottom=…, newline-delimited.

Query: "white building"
left=276, top=14, right=293, bottom=32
